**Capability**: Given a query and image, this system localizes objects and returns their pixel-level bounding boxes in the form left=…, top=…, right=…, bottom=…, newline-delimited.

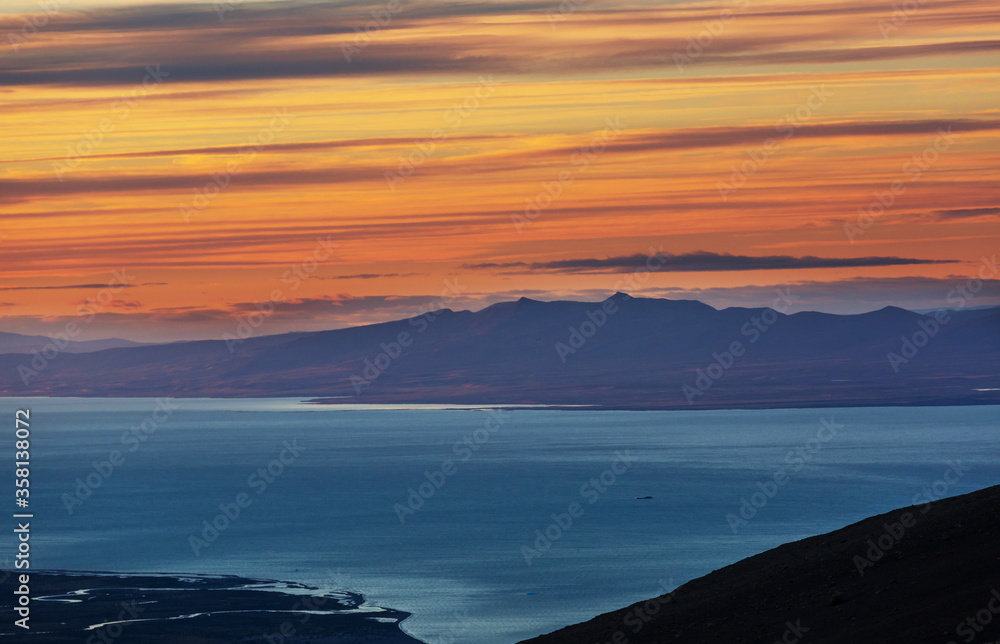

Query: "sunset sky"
left=1, top=0, right=998, bottom=341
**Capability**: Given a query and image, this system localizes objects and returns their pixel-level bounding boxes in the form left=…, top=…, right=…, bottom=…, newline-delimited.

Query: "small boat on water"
left=635, top=496, right=653, bottom=500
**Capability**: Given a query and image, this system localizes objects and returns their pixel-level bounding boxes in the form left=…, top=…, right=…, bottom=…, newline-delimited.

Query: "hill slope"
left=520, top=483, right=1000, bottom=644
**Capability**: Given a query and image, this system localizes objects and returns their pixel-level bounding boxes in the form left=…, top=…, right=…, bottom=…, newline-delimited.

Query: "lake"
left=2, top=398, right=997, bottom=643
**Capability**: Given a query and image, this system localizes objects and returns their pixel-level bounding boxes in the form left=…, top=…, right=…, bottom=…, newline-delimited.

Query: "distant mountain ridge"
left=0, top=295, right=997, bottom=409
left=0, top=331, right=147, bottom=355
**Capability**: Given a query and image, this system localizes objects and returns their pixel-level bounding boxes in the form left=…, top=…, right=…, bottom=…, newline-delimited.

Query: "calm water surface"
left=1, top=398, right=997, bottom=643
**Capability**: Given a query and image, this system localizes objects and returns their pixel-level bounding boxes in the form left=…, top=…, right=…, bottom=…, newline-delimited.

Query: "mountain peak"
left=856, top=305, right=921, bottom=321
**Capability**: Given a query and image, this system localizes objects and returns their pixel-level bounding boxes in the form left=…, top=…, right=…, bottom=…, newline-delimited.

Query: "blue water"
left=1, top=398, right=997, bottom=643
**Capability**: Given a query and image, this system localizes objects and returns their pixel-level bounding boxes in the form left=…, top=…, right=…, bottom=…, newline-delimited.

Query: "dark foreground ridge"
left=521, top=484, right=1000, bottom=644
left=0, top=572, right=422, bottom=643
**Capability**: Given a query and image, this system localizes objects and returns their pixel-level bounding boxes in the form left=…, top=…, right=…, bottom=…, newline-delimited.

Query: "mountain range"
left=1, top=294, right=997, bottom=408
left=0, top=332, right=146, bottom=355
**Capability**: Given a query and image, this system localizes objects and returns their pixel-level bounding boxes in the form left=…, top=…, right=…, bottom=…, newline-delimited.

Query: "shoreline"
left=303, top=396, right=1000, bottom=411
left=0, top=570, right=425, bottom=643
left=2, top=394, right=1000, bottom=413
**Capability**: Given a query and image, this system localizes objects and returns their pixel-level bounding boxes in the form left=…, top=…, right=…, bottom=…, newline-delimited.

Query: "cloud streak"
left=1, top=0, right=997, bottom=86
left=932, top=207, right=1000, bottom=221
left=0, top=282, right=163, bottom=291
left=1, top=0, right=995, bottom=332
left=6, top=119, right=997, bottom=206
left=466, top=252, right=956, bottom=273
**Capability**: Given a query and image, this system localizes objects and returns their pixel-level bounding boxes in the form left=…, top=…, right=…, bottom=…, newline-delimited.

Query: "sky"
left=1, top=0, right=998, bottom=341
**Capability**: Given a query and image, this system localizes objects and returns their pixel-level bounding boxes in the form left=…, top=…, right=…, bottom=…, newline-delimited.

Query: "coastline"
left=304, top=396, right=1000, bottom=411
left=3, top=393, right=1000, bottom=413
left=0, top=571, right=424, bottom=643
